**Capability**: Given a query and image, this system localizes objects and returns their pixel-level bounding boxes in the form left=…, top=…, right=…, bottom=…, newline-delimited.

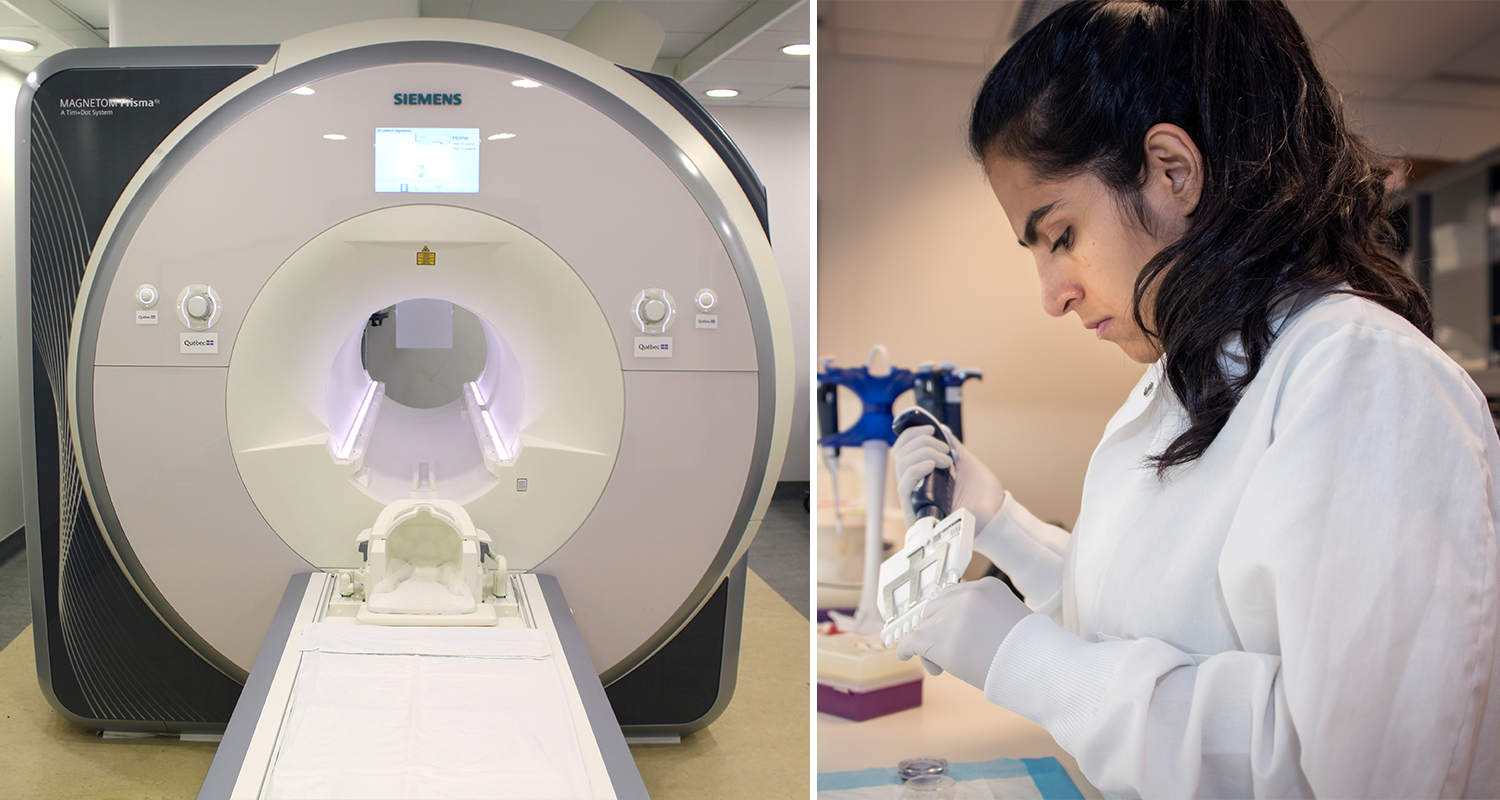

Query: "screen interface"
left=375, top=127, right=479, bottom=193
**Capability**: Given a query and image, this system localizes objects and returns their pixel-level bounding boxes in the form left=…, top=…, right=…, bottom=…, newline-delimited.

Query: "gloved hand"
left=892, top=422, right=1004, bottom=530
left=895, top=577, right=1033, bottom=690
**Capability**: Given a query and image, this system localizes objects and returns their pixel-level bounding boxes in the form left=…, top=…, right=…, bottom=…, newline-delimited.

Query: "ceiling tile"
left=1439, top=27, right=1500, bottom=80
left=0, top=6, right=38, bottom=28
left=0, top=24, right=55, bottom=37
left=827, top=28, right=990, bottom=67
left=454, top=1, right=592, bottom=30
left=39, top=0, right=805, bottom=110
left=748, top=89, right=807, bottom=108
left=1286, top=0, right=1364, bottom=43
left=0, top=16, right=41, bottom=34
left=0, top=26, right=85, bottom=50
left=1344, top=95, right=1500, bottom=159
left=0, top=24, right=96, bottom=75
left=1329, top=72, right=1413, bottom=102
left=720, top=32, right=809, bottom=61
left=826, top=0, right=1011, bottom=41
left=764, top=5, right=809, bottom=35
left=0, top=54, right=45, bottom=74
left=60, top=0, right=109, bottom=30
left=629, top=1, right=750, bottom=35
left=1395, top=78, right=1500, bottom=110
left=419, top=1, right=475, bottom=18
left=702, top=57, right=806, bottom=84
left=686, top=80, right=781, bottom=104
left=1318, top=1, right=1500, bottom=79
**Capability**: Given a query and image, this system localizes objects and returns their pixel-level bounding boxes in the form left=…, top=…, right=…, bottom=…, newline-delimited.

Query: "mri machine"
left=18, top=17, right=792, bottom=798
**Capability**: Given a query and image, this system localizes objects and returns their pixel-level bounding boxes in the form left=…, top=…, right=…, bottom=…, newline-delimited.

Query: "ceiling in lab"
left=0, top=0, right=809, bottom=109
left=422, top=1, right=809, bottom=108
left=820, top=0, right=1500, bottom=161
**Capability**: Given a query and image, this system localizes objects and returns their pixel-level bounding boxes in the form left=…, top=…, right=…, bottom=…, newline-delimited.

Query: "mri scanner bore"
left=18, top=20, right=793, bottom=779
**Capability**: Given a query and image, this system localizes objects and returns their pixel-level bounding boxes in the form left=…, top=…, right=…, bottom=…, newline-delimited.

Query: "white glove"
left=892, top=423, right=1004, bottom=530
left=895, top=577, right=1033, bottom=690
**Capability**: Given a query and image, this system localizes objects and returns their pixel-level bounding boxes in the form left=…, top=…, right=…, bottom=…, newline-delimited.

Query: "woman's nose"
left=1039, top=272, right=1079, bottom=317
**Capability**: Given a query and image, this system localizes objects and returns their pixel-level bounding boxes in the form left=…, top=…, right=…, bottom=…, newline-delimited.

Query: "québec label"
left=180, top=332, right=219, bottom=354
left=634, top=337, right=672, bottom=358
left=695, top=314, right=718, bottom=329
left=135, top=310, right=159, bottom=325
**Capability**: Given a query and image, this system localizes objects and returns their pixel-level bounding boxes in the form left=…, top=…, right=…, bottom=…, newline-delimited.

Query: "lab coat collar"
left=1097, top=288, right=1327, bottom=451
left=1098, top=358, right=1166, bottom=446
left=1219, top=287, right=1327, bottom=382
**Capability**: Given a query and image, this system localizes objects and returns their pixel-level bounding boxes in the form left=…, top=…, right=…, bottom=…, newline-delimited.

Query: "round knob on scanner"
left=176, top=284, right=221, bottom=330
left=135, top=284, right=158, bottom=308
left=629, top=287, right=675, bottom=333
left=641, top=298, right=667, bottom=324
left=695, top=289, right=716, bottom=312
left=186, top=294, right=211, bottom=319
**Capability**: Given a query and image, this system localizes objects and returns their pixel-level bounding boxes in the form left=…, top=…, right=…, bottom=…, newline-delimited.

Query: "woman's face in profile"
left=986, top=156, right=1177, bottom=364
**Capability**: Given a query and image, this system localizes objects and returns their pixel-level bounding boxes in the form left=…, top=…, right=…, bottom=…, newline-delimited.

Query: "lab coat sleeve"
left=972, top=491, right=1070, bottom=617
left=984, top=320, right=1499, bottom=798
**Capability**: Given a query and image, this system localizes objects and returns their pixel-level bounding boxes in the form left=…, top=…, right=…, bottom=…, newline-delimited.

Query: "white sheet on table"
left=264, top=623, right=594, bottom=800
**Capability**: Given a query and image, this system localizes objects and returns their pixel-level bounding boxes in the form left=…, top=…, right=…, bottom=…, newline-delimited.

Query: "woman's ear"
left=1143, top=123, right=1203, bottom=220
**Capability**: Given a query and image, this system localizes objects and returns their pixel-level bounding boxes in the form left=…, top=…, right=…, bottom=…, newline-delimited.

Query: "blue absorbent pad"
left=817, top=756, right=1084, bottom=799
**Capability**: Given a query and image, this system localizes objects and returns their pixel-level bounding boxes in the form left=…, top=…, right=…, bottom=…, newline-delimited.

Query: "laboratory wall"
left=818, top=54, right=1147, bottom=530
left=713, top=107, right=812, bottom=482
left=0, top=65, right=22, bottom=542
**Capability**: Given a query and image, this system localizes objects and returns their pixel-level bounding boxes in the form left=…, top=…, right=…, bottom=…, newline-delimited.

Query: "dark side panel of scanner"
left=26, top=64, right=261, bottom=730
left=607, top=557, right=746, bottom=735
left=26, top=58, right=770, bottom=733
left=625, top=67, right=771, bottom=241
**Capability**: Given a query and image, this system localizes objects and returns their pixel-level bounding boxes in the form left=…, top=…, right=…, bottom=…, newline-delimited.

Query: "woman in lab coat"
left=892, top=1, right=1500, bottom=797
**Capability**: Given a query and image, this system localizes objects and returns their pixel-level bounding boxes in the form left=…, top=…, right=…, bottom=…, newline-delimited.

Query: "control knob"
left=641, top=298, right=668, bottom=324
left=695, top=289, right=717, bottom=312
left=186, top=294, right=212, bottom=319
left=176, top=284, right=221, bottom=330
left=630, top=288, right=675, bottom=334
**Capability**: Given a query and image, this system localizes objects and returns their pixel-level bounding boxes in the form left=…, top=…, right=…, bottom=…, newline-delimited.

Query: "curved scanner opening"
left=326, top=299, right=523, bottom=502
left=226, top=204, right=625, bottom=573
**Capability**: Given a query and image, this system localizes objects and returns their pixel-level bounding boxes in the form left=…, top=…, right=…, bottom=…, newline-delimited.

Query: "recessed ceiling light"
left=781, top=43, right=811, bottom=56
left=291, top=86, right=315, bottom=96
left=512, top=78, right=542, bottom=88
left=323, top=134, right=347, bottom=140
left=487, top=133, right=516, bottom=140
left=705, top=88, right=739, bottom=98
left=0, top=39, right=36, bottom=53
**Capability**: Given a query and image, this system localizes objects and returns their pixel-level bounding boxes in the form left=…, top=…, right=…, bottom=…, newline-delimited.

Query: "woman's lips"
left=1088, top=318, right=1111, bottom=339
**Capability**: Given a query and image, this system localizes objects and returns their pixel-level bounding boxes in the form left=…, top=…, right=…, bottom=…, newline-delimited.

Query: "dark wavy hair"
left=970, top=0, right=1431, bottom=475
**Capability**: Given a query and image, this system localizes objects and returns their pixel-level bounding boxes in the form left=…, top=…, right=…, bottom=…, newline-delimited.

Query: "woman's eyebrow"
left=1020, top=201, right=1061, bottom=248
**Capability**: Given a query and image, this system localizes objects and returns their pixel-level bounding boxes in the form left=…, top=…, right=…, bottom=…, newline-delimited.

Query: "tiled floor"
left=750, top=481, right=810, bottom=618
left=0, top=530, right=27, bottom=651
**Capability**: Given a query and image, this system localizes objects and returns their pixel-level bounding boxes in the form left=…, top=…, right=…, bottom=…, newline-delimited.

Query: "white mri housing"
left=23, top=18, right=792, bottom=734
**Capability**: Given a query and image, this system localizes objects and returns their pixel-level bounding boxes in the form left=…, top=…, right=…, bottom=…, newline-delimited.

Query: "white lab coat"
left=976, top=293, right=1500, bottom=798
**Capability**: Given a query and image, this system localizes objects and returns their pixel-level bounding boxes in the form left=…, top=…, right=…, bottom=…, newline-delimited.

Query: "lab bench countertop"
left=817, top=670, right=1103, bottom=799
